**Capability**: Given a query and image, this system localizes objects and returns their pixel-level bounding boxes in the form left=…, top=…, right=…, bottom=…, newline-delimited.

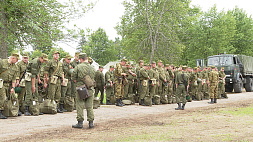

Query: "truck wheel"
left=225, top=84, right=233, bottom=92
left=245, top=77, right=253, bottom=92
left=233, top=78, right=243, bottom=93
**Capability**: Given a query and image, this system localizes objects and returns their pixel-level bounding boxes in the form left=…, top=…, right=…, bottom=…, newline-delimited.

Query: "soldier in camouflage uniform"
left=0, top=53, right=19, bottom=119
left=114, top=59, right=127, bottom=107
left=219, top=67, right=227, bottom=98
left=24, top=54, right=48, bottom=116
left=38, top=66, right=47, bottom=103
left=175, top=66, right=189, bottom=110
left=149, top=61, right=158, bottom=104
left=139, top=64, right=150, bottom=106
left=60, top=55, right=73, bottom=112
left=94, top=66, right=105, bottom=104
left=208, top=66, right=219, bottom=104
left=44, top=51, right=65, bottom=113
left=16, top=53, right=29, bottom=116
left=157, top=60, right=167, bottom=104
left=70, top=52, right=79, bottom=108
left=202, top=67, right=210, bottom=100
left=72, top=53, right=95, bottom=129
left=123, top=62, right=136, bottom=101
left=105, top=65, right=115, bottom=105
left=136, top=60, right=144, bottom=103
left=189, top=67, right=198, bottom=101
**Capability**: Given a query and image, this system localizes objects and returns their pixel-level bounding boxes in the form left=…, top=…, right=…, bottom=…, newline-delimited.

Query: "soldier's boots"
left=60, top=104, right=67, bottom=112
left=181, top=104, right=185, bottom=110
left=24, top=106, right=31, bottom=116
left=140, top=99, right=145, bottom=106
left=57, top=106, right=63, bottom=113
left=106, top=100, right=111, bottom=105
left=89, top=121, right=94, bottom=129
left=0, top=110, right=7, bottom=119
left=214, top=98, right=217, bottom=103
left=116, top=99, right=123, bottom=107
left=18, top=108, right=22, bottom=116
left=72, top=121, right=83, bottom=129
left=175, top=103, right=182, bottom=110
left=152, top=99, right=155, bottom=105
left=100, top=100, right=105, bottom=105
left=208, top=98, right=214, bottom=104
left=120, top=99, right=125, bottom=106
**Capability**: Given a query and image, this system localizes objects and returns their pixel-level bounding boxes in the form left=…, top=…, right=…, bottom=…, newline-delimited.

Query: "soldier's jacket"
left=136, top=66, right=142, bottom=79
left=209, top=70, right=219, bottom=84
left=165, top=69, right=170, bottom=82
left=124, top=67, right=136, bottom=80
left=72, top=62, right=95, bottom=86
left=105, top=70, right=114, bottom=83
left=62, top=62, right=72, bottom=80
left=70, top=60, right=79, bottom=69
left=114, top=63, right=124, bottom=78
left=95, top=70, right=105, bottom=86
left=202, top=70, right=209, bottom=82
left=157, top=66, right=166, bottom=81
left=219, top=71, right=226, bottom=83
left=167, top=69, right=174, bottom=81
left=174, top=69, right=179, bottom=81
left=44, top=59, right=63, bottom=77
left=175, top=71, right=189, bottom=85
left=190, top=72, right=198, bottom=82
left=26, top=58, right=42, bottom=78
left=0, top=59, right=18, bottom=83
left=149, top=68, right=157, bottom=80
left=139, top=68, right=149, bottom=80
left=16, top=60, right=28, bottom=80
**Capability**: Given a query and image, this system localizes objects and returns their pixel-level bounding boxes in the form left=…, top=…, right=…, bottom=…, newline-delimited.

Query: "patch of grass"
left=219, top=106, right=253, bottom=116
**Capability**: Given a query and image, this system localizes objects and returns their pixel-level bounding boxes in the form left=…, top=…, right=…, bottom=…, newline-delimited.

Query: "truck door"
left=196, top=59, right=205, bottom=67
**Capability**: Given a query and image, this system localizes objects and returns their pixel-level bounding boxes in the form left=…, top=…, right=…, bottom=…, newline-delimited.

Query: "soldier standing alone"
left=208, top=66, right=219, bottom=104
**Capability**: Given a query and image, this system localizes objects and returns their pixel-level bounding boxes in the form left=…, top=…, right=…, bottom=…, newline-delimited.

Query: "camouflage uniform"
left=208, top=66, right=219, bottom=103
left=166, top=67, right=174, bottom=104
left=105, top=66, right=114, bottom=104
left=157, top=63, right=167, bottom=104
left=202, top=69, right=209, bottom=99
left=175, top=66, right=188, bottom=110
left=61, top=58, right=72, bottom=107
left=219, top=69, right=227, bottom=98
left=139, top=65, right=150, bottom=105
left=70, top=56, right=79, bottom=101
left=123, top=64, right=136, bottom=100
left=94, top=67, right=105, bottom=104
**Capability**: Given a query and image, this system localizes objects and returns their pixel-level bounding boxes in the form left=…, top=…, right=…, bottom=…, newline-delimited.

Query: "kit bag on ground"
left=64, top=96, right=74, bottom=112
left=3, top=94, right=19, bottom=117
left=40, top=99, right=57, bottom=114
left=29, top=100, right=40, bottom=116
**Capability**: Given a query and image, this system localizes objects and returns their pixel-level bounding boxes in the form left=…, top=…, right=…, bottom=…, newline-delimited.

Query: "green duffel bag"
left=64, top=96, right=74, bottom=112
left=144, top=95, right=152, bottom=106
left=128, top=94, right=135, bottom=104
left=122, top=100, right=132, bottom=105
left=29, top=101, right=40, bottom=116
left=41, top=99, right=57, bottom=114
left=3, top=98, right=19, bottom=117
left=153, top=95, right=160, bottom=105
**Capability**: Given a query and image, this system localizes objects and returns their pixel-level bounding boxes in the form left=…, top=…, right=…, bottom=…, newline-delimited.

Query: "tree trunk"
left=0, top=1, right=8, bottom=59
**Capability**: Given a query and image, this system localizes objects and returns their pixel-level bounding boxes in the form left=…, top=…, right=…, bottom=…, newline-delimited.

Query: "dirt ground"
left=1, top=91, right=253, bottom=142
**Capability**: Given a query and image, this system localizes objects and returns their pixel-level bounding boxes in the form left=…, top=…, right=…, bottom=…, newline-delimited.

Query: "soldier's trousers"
left=25, top=79, right=38, bottom=106
left=202, top=83, right=209, bottom=99
left=0, top=83, right=10, bottom=110
left=115, top=78, right=124, bottom=99
left=209, top=83, right=218, bottom=99
left=48, top=79, right=61, bottom=104
left=95, top=85, right=104, bottom=102
left=167, top=83, right=173, bottom=104
left=149, top=85, right=156, bottom=98
left=140, top=81, right=148, bottom=100
left=18, top=87, right=26, bottom=107
left=219, top=83, right=227, bottom=98
left=106, top=86, right=114, bottom=101
left=158, top=81, right=166, bottom=103
left=124, top=80, right=134, bottom=99
left=76, top=82, right=94, bottom=122
left=61, top=80, right=71, bottom=105
left=176, top=84, right=187, bottom=104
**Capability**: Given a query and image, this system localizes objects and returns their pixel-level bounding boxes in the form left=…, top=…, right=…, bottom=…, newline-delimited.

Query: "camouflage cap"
left=194, top=67, right=198, bottom=70
left=182, top=66, right=187, bottom=70
left=79, top=53, right=87, bottom=59
left=99, top=65, right=103, bottom=68
left=221, top=67, right=224, bottom=69
left=11, top=53, right=20, bottom=60
left=65, top=55, right=72, bottom=60
left=144, top=63, right=149, bottom=66
left=53, top=50, right=60, bottom=54
left=165, top=64, right=170, bottom=67
left=139, top=60, right=144, bottom=63
left=22, top=53, right=29, bottom=58
left=41, top=53, right=48, bottom=61
left=75, top=52, right=80, bottom=56
left=109, top=65, right=114, bottom=68
left=151, top=61, right=156, bottom=64
left=157, top=60, right=163, bottom=63
left=211, top=65, right=215, bottom=69
left=121, top=58, right=127, bottom=62
left=197, top=66, right=201, bottom=68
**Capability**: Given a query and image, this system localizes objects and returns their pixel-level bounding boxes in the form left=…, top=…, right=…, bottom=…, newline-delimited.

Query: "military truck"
left=197, top=54, right=253, bottom=93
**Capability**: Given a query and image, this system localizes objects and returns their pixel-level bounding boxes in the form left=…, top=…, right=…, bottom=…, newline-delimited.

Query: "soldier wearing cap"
left=135, top=60, right=144, bottom=103
left=105, top=65, right=115, bottom=105
left=70, top=52, right=80, bottom=106
left=175, top=66, right=189, bottom=110
left=208, top=65, right=219, bottom=104
left=165, top=64, right=174, bottom=104
left=138, top=63, right=150, bottom=105
left=189, top=67, right=199, bottom=101
left=114, top=58, right=127, bottom=106
left=219, top=67, right=227, bottom=99
left=60, top=55, right=73, bottom=112
left=72, top=53, right=96, bottom=129
left=88, top=57, right=93, bottom=65
left=24, top=53, right=48, bottom=116
left=0, top=53, right=20, bottom=119
left=123, top=62, right=136, bottom=102
left=202, top=66, right=209, bottom=100
left=15, top=53, right=29, bottom=116
left=157, top=60, right=167, bottom=104
left=149, top=61, right=158, bottom=104
left=44, top=51, right=65, bottom=113
left=94, top=65, right=105, bottom=104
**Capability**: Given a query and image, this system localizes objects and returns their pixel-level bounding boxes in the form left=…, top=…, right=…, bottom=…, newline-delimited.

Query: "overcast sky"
left=58, top=0, right=253, bottom=56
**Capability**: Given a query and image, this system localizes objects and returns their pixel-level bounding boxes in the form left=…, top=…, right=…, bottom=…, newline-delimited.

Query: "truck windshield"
left=208, top=56, right=233, bottom=66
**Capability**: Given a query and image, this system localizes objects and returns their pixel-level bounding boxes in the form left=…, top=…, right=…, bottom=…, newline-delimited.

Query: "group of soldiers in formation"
left=0, top=51, right=227, bottom=129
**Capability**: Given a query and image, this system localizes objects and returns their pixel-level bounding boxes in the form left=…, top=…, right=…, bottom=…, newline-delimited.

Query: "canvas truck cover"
left=237, top=55, right=253, bottom=75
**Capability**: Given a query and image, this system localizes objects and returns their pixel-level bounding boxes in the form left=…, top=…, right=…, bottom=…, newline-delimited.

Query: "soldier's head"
left=10, top=53, right=20, bottom=64
left=170, top=64, right=174, bottom=70
left=221, top=67, right=224, bottom=72
left=79, top=53, right=88, bottom=63
left=88, top=57, right=93, bottom=65
left=139, top=60, right=144, bottom=67
left=151, top=61, right=156, bottom=68
left=211, top=65, right=215, bottom=71
left=194, top=67, right=198, bottom=72
left=158, top=60, right=163, bottom=67
left=39, top=53, right=48, bottom=63
left=182, top=66, right=187, bottom=71
left=99, top=66, right=103, bottom=72
left=22, top=53, right=29, bottom=63
left=65, top=55, right=72, bottom=64
left=75, top=52, right=79, bottom=61
left=53, top=51, right=60, bottom=60
left=109, top=65, right=114, bottom=71
left=126, top=62, right=131, bottom=68
left=165, top=64, right=170, bottom=70
left=144, top=64, right=149, bottom=70
left=121, top=58, right=127, bottom=66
